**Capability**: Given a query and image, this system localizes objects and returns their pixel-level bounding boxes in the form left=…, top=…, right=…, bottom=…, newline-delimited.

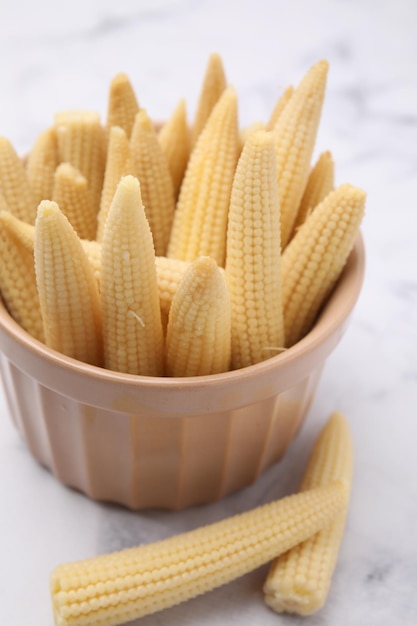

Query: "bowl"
left=0, top=235, right=364, bottom=510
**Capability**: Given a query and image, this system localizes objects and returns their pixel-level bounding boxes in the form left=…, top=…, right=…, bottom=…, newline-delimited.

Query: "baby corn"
left=26, top=127, right=58, bottom=206
left=54, top=110, right=105, bottom=213
left=0, top=136, right=37, bottom=223
left=51, top=481, right=347, bottom=626
left=53, top=163, right=97, bottom=240
left=105, top=72, right=139, bottom=140
left=273, top=60, right=328, bottom=247
left=226, top=130, right=284, bottom=369
left=100, top=175, right=164, bottom=376
left=165, top=256, right=231, bottom=376
left=292, top=150, right=334, bottom=234
left=191, top=51, right=227, bottom=148
left=266, top=84, right=294, bottom=130
left=97, top=126, right=132, bottom=241
left=158, top=98, right=189, bottom=199
left=167, top=86, right=239, bottom=266
left=34, top=201, right=103, bottom=366
left=282, top=184, right=365, bottom=347
left=0, top=211, right=44, bottom=341
left=264, top=412, right=353, bottom=615
left=130, top=109, right=175, bottom=256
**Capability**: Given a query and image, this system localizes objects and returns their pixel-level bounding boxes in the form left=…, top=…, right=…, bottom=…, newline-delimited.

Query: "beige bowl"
left=0, top=235, right=364, bottom=510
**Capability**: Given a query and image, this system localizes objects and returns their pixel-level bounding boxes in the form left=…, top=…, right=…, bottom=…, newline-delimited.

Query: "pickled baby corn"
left=100, top=175, right=164, bottom=376
left=191, top=51, right=227, bottom=148
left=0, top=136, right=37, bottom=223
left=26, top=127, right=58, bottom=206
left=0, top=211, right=44, bottom=341
left=282, top=184, right=365, bottom=347
left=97, top=126, right=132, bottom=241
left=54, top=110, right=105, bottom=213
left=50, top=481, right=347, bottom=626
left=292, top=150, right=335, bottom=234
left=105, top=72, right=139, bottom=140
left=272, top=60, right=328, bottom=247
left=165, top=256, right=231, bottom=376
left=53, top=163, right=97, bottom=240
left=226, top=130, right=284, bottom=369
left=266, top=85, right=294, bottom=131
left=158, top=98, right=189, bottom=199
left=34, top=201, right=103, bottom=366
left=167, top=86, right=239, bottom=265
left=264, top=412, right=353, bottom=615
left=130, top=109, right=175, bottom=256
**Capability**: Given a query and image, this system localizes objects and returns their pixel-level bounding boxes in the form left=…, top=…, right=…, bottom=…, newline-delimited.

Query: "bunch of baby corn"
left=0, top=54, right=365, bottom=376
left=50, top=411, right=352, bottom=625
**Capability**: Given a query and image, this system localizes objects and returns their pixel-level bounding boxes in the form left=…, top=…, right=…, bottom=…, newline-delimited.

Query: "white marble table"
left=0, top=0, right=416, bottom=624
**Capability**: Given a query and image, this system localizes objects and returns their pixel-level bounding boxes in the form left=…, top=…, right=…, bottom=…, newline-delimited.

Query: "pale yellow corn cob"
left=266, top=85, right=294, bottom=130
left=97, top=126, right=133, bottom=241
left=54, top=110, right=105, bottom=213
left=34, top=201, right=103, bottom=365
left=165, top=256, right=231, bottom=376
left=0, top=136, right=37, bottom=223
left=0, top=192, right=9, bottom=212
left=167, top=86, right=239, bottom=266
left=158, top=98, right=189, bottom=199
left=154, top=255, right=189, bottom=328
left=105, top=72, right=139, bottom=140
left=191, top=51, right=227, bottom=148
left=264, top=412, right=353, bottom=615
left=53, top=163, right=97, bottom=240
left=51, top=481, right=347, bottom=626
left=292, top=150, right=335, bottom=234
left=129, top=109, right=175, bottom=256
left=0, top=210, right=34, bottom=253
left=0, top=212, right=44, bottom=341
left=282, top=184, right=365, bottom=347
left=272, top=61, right=328, bottom=248
left=100, top=175, right=164, bottom=376
left=239, top=121, right=266, bottom=148
left=26, top=127, right=58, bottom=205
left=81, top=239, right=101, bottom=285
left=225, top=130, right=284, bottom=369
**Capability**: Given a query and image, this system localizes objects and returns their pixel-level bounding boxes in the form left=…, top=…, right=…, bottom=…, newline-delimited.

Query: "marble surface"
left=0, top=0, right=416, bottom=624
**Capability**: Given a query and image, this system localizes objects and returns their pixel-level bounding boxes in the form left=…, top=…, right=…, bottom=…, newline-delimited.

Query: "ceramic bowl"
left=0, top=235, right=364, bottom=509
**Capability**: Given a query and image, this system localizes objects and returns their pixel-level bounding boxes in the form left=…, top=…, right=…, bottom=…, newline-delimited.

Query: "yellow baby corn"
left=226, top=131, right=284, bottom=369
left=239, top=121, right=266, bottom=148
left=167, top=86, right=239, bottom=266
left=165, top=256, right=231, bottom=376
left=97, top=126, right=132, bottom=241
left=292, top=150, right=334, bottom=234
left=100, top=175, right=164, bottom=376
left=154, top=255, right=189, bottom=328
left=0, top=136, right=37, bottom=223
left=53, top=163, right=97, bottom=240
left=26, top=127, right=58, bottom=206
left=191, top=51, right=227, bottom=148
left=282, top=183, right=365, bottom=347
left=272, top=60, right=328, bottom=248
left=0, top=192, right=9, bottom=212
left=54, top=110, right=105, bottom=213
left=264, top=412, right=353, bottom=615
left=34, top=201, right=103, bottom=366
left=130, top=109, right=175, bottom=256
left=266, top=85, right=294, bottom=130
left=51, top=481, right=347, bottom=626
left=0, top=211, right=44, bottom=341
left=105, top=72, right=139, bottom=140
left=158, top=98, right=189, bottom=199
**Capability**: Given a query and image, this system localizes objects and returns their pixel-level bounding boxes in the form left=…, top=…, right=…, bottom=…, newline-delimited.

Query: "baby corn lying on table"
left=50, top=412, right=353, bottom=626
